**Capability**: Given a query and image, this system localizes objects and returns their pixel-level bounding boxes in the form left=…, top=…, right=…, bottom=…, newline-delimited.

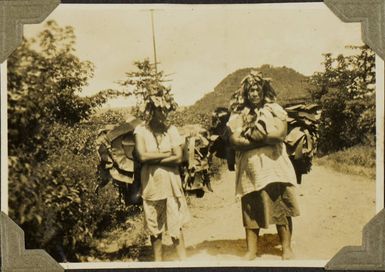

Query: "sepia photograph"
left=1, top=2, right=383, bottom=269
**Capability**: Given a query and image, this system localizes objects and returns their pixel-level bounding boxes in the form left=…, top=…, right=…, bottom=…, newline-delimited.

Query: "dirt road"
left=161, top=164, right=376, bottom=261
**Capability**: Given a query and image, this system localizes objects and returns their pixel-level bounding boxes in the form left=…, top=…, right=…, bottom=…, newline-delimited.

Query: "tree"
left=117, top=59, right=178, bottom=120
left=8, top=20, right=123, bottom=154
left=309, top=45, right=376, bottom=153
left=7, top=20, right=127, bottom=260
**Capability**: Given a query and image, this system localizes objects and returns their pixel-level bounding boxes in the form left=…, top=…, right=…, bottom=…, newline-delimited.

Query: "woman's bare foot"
left=172, top=233, right=187, bottom=261
left=282, top=247, right=295, bottom=260
left=243, top=251, right=257, bottom=261
left=244, top=228, right=259, bottom=261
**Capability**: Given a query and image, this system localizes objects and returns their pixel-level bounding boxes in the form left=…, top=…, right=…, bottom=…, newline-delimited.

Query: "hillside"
left=99, top=65, right=313, bottom=128
left=182, top=65, right=313, bottom=120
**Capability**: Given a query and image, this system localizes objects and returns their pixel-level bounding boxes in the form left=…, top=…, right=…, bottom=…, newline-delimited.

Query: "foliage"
left=169, top=109, right=211, bottom=129
left=315, top=144, right=375, bottom=179
left=117, top=59, right=178, bottom=121
left=7, top=20, right=141, bottom=261
left=93, top=109, right=127, bottom=125
left=309, top=45, right=376, bottom=154
left=9, top=121, right=118, bottom=259
left=8, top=20, right=125, bottom=159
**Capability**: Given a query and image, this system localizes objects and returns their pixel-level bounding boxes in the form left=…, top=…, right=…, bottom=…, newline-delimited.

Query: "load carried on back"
left=209, top=107, right=235, bottom=171
left=208, top=101, right=320, bottom=184
left=179, top=126, right=213, bottom=198
left=96, top=118, right=214, bottom=204
left=95, top=115, right=143, bottom=205
left=285, top=103, right=320, bottom=183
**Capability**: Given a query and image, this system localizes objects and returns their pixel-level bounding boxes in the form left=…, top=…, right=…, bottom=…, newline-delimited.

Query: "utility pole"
left=150, top=9, right=158, bottom=74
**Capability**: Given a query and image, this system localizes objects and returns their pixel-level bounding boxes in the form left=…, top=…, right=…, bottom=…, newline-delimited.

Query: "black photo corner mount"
left=0, top=0, right=384, bottom=271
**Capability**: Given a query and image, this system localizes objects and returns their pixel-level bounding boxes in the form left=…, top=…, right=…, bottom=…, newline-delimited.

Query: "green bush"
left=169, top=110, right=211, bottom=129
left=9, top=117, right=144, bottom=261
left=309, top=45, right=376, bottom=154
left=7, top=20, right=143, bottom=262
left=315, top=144, right=376, bottom=178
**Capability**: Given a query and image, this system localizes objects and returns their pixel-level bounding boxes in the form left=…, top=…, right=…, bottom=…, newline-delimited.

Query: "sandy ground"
left=159, top=164, right=376, bottom=261
left=94, top=164, right=376, bottom=263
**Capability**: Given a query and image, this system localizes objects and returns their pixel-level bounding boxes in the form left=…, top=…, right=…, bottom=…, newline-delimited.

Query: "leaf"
left=297, top=112, right=318, bottom=122
left=35, top=214, right=43, bottom=224
left=304, top=129, right=313, bottom=153
left=285, top=127, right=305, bottom=146
left=294, top=137, right=305, bottom=159
left=139, top=102, right=146, bottom=113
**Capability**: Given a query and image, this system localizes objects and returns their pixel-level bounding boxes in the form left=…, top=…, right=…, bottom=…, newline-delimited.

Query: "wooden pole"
left=150, top=9, right=158, bottom=74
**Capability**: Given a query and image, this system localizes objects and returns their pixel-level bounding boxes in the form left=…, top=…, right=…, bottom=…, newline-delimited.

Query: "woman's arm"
left=229, top=119, right=287, bottom=150
left=264, top=118, right=287, bottom=145
left=134, top=133, right=172, bottom=163
left=227, top=113, right=266, bottom=151
left=229, top=130, right=266, bottom=151
left=158, top=145, right=183, bottom=167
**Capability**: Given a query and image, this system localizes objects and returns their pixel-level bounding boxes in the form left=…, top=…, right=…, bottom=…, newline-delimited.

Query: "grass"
left=314, top=144, right=376, bottom=179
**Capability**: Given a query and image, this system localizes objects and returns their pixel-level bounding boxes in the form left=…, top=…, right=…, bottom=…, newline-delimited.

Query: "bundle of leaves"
left=208, top=108, right=235, bottom=171
left=210, top=107, right=231, bottom=137
left=95, top=116, right=143, bottom=206
left=237, top=103, right=287, bottom=142
left=285, top=104, right=320, bottom=159
left=284, top=104, right=321, bottom=183
left=180, top=128, right=213, bottom=197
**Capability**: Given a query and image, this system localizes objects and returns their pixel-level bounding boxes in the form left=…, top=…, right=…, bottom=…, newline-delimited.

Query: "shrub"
left=7, top=20, right=138, bottom=261
left=315, top=144, right=376, bottom=178
left=309, top=45, right=376, bottom=154
left=8, top=117, right=145, bottom=261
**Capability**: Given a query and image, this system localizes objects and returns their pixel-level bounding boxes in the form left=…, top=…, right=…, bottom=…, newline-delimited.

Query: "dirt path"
left=161, top=164, right=376, bottom=261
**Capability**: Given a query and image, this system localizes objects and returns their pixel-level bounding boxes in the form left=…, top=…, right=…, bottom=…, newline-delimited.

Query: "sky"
left=24, top=3, right=363, bottom=107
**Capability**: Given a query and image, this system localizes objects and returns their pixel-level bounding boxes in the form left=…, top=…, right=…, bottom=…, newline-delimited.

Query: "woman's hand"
left=264, top=118, right=287, bottom=144
left=158, top=146, right=183, bottom=167
left=160, top=150, right=172, bottom=157
left=135, top=134, right=173, bottom=163
left=229, top=130, right=266, bottom=151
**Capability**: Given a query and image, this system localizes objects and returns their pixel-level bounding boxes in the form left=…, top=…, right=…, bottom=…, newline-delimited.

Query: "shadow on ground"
left=144, top=234, right=282, bottom=261
left=87, top=233, right=282, bottom=262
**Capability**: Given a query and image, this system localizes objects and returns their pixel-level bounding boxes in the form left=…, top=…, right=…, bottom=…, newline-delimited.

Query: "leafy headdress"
left=140, top=83, right=178, bottom=123
left=120, top=59, right=179, bottom=124
left=229, top=70, right=276, bottom=113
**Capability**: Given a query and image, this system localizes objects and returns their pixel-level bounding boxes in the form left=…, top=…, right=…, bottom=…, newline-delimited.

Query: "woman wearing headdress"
left=227, top=71, right=300, bottom=260
left=134, top=86, right=190, bottom=261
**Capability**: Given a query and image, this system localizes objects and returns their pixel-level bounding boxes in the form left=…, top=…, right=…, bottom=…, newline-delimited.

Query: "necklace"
left=152, top=131, right=163, bottom=150
left=148, top=121, right=168, bottom=151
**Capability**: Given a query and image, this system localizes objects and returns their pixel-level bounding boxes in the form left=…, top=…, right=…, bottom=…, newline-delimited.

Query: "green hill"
left=182, top=65, right=313, bottom=120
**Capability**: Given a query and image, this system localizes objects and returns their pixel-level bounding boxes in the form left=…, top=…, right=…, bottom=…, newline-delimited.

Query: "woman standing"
left=134, top=96, right=190, bottom=261
left=227, top=71, right=300, bottom=260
